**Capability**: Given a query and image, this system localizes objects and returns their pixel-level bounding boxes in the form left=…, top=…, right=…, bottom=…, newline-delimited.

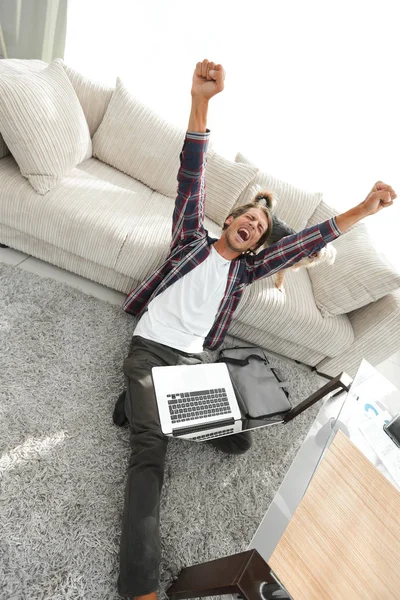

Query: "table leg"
left=166, top=549, right=286, bottom=600
left=283, top=372, right=352, bottom=423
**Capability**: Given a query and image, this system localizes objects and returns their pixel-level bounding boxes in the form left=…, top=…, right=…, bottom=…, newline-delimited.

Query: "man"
left=114, top=59, right=396, bottom=600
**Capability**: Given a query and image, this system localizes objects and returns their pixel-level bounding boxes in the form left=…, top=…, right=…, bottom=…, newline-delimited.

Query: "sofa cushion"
left=233, top=267, right=354, bottom=357
left=229, top=319, right=328, bottom=366
left=0, top=154, right=147, bottom=269
left=92, top=77, right=258, bottom=226
left=308, top=222, right=400, bottom=316
left=115, top=192, right=221, bottom=282
left=0, top=58, right=92, bottom=195
left=0, top=58, right=48, bottom=159
left=205, top=150, right=258, bottom=227
left=0, top=152, right=221, bottom=275
left=235, top=152, right=322, bottom=231
left=61, top=61, right=114, bottom=138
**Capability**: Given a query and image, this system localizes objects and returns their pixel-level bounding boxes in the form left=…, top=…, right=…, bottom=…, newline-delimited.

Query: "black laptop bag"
left=217, top=346, right=291, bottom=419
left=217, top=346, right=352, bottom=423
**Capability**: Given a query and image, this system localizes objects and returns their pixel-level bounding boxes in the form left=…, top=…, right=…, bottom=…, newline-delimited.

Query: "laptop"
left=152, top=362, right=242, bottom=437
left=182, top=420, right=243, bottom=441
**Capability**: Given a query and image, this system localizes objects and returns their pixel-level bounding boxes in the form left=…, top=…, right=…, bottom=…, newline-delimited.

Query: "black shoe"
left=113, top=391, right=127, bottom=426
left=207, top=431, right=253, bottom=454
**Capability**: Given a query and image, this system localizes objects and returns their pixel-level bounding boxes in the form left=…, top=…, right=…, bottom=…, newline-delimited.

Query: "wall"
left=60, top=0, right=400, bottom=260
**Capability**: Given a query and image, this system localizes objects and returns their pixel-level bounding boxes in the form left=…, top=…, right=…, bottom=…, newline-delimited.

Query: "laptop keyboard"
left=167, top=388, right=231, bottom=423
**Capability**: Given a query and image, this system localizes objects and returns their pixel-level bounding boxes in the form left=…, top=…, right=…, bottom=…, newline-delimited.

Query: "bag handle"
left=218, top=354, right=267, bottom=367
left=220, top=357, right=289, bottom=387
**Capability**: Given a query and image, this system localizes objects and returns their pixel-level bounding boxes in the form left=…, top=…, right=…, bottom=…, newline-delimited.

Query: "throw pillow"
left=61, top=61, right=114, bottom=138
left=93, top=78, right=258, bottom=226
left=306, top=199, right=339, bottom=226
left=309, top=222, right=400, bottom=316
left=0, top=58, right=92, bottom=194
left=92, top=77, right=184, bottom=198
left=235, top=152, right=322, bottom=231
left=0, top=58, right=48, bottom=159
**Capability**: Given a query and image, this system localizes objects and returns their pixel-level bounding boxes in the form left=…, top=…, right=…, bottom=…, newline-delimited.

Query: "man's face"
left=223, top=207, right=269, bottom=253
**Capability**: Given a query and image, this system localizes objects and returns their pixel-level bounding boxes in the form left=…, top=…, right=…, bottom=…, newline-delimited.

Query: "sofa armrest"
left=316, top=289, right=400, bottom=378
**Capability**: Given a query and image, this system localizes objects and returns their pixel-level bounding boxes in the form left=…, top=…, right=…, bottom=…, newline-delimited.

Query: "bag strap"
left=218, top=354, right=267, bottom=367
left=219, top=355, right=289, bottom=387
left=276, top=381, right=289, bottom=388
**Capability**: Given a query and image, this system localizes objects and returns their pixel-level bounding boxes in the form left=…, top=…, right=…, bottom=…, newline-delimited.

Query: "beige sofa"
left=1, top=58, right=399, bottom=378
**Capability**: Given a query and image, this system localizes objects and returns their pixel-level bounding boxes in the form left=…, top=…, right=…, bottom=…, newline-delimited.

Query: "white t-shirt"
left=133, top=244, right=231, bottom=353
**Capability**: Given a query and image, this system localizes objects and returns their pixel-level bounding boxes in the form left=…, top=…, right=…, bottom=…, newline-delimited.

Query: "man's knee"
left=129, top=429, right=168, bottom=473
left=123, top=354, right=155, bottom=383
left=207, top=431, right=252, bottom=454
left=131, top=427, right=168, bottom=454
left=123, top=360, right=162, bottom=432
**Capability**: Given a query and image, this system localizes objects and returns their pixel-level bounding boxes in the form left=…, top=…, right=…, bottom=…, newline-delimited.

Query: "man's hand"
left=188, top=59, right=225, bottom=132
left=335, top=181, right=397, bottom=232
left=191, top=59, right=225, bottom=102
left=361, top=181, right=397, bottom=216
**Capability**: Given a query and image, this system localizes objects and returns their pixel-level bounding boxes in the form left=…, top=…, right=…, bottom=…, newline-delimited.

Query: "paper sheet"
left=358, top=411, right=400, bottom=490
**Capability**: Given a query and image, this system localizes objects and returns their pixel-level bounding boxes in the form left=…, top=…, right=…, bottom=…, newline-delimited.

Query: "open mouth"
left=237, top=227, right=250, bottom=242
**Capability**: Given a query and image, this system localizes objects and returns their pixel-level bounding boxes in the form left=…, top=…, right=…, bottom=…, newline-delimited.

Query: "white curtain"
left=64, top=0, right=399, bottom=261
left=0, top=0, right=67, bottom=62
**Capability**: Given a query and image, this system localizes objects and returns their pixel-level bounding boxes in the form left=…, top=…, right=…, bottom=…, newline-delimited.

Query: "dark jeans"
left=118, top=335, right=251, bottom=598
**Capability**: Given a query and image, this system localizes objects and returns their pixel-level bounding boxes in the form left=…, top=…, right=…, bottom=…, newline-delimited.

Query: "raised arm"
left=248, top=181, right=397, bottom=283
left=170, top=60, right=225, bottom=250
left=248, top=217, right=341, bottom=283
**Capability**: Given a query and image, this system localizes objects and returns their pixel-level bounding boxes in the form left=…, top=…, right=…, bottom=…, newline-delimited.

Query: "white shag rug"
left=0, top=263, right=326, bottom=599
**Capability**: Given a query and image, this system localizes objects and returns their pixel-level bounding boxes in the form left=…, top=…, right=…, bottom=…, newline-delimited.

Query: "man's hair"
left=222, top=191, right=274, bottom=254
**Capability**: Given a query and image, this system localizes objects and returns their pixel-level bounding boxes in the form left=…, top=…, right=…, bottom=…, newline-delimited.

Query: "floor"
left=2, top=245, right=400, bottom=388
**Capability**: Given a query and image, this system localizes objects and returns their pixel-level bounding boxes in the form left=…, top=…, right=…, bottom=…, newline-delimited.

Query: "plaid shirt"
left=123, top=130, right=341, bottom=350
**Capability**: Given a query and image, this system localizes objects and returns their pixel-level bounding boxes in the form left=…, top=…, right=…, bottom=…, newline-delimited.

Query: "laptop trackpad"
left=180, top=366, right=208, bottom=391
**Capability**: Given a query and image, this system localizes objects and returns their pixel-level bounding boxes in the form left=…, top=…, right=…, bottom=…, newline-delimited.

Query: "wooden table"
left=167, top=431, right=400, bottom=599
left=269, top=430, right=400, bottom=599
left=167, top=362, right=400, bottom=600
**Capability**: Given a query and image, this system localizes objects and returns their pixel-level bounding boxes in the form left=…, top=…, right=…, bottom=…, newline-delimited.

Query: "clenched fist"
left=362, top=181, right=397, bottom=216
left=191, top=59, right=225, bottom=101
